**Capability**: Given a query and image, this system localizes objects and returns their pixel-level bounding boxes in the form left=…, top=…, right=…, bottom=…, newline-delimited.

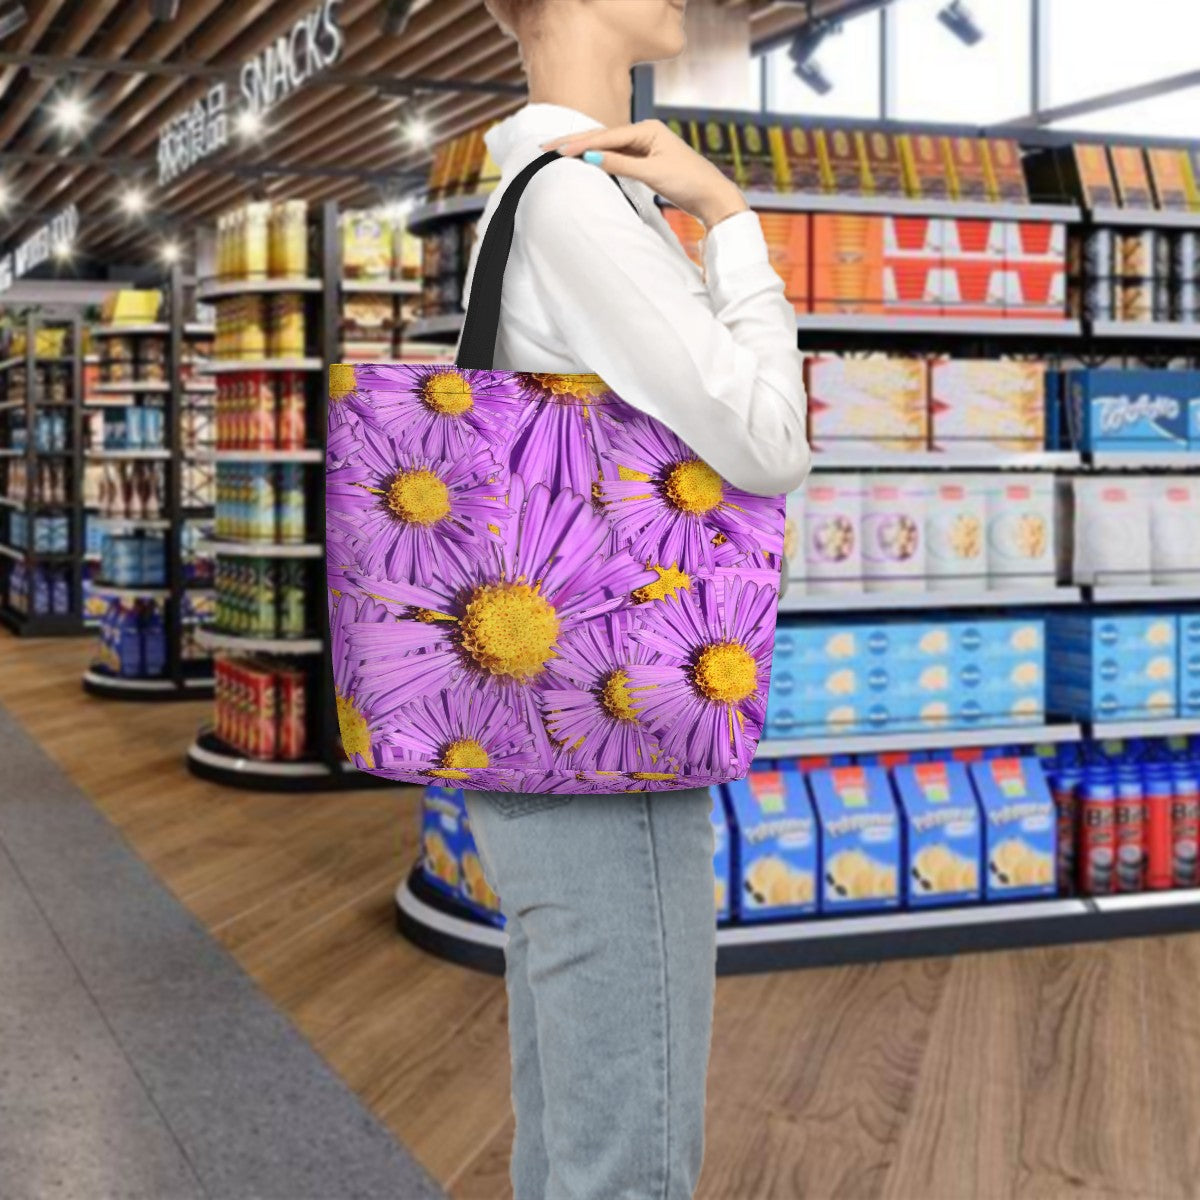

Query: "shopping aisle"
left=7, top=631, right=1200, bottom=1199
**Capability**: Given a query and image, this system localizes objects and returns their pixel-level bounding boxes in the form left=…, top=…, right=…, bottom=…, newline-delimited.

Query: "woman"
left=462, top=2, right=811, bottom=1197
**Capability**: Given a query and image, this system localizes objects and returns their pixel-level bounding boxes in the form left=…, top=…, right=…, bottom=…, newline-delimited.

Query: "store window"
left=1046, top=0, right=1200, bottom=108
left=1049, top=85, right=1200, bottom=139
left=761, top=11, right=882, bottom=120
left=892, top=0, right=1031, bottom=124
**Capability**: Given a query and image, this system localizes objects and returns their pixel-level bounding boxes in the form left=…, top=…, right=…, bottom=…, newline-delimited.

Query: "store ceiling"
left=0, top=0, right=841, bottom=270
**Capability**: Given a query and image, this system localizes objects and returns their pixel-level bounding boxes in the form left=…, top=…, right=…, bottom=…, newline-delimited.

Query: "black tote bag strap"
left=455, top=148, right=640, bottom=370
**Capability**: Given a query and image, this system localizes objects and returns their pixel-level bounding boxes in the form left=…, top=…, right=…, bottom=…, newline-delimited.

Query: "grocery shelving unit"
left=82, top=268, right=216, bottom=700
left=0, top=312, right=85, bottom=636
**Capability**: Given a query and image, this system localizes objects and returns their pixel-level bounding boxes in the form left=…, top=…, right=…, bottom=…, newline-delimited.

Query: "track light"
left=404, top=115, right=430, bottom=147
left=382, top=0, right=416, bottom=36
left=53, top=240, right=72, bottom=262
left=50, top=92, right=87, bottom=133
left=121, top=186, right=146, bottom=215
left=235, top=108, right=263, bottom=139
left=0, top=3, right=27, bottom=40
left=148, top=0, right=180, bottom=18
left=161, top=240, right=181, bottom=265
left=938, top=1, right=984, bottom=46
left=789, top=21, right=837, bottom=96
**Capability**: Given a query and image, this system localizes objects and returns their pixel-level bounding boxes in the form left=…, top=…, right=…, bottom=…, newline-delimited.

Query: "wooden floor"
left=2, top=630, right=1199, bottom=1200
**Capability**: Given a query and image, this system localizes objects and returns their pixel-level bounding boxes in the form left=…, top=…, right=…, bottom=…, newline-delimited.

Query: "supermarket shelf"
left=91, top=381, right=170, bottom=394
left=0, top=496, right=22, bottom=509
left=184, top=323, right=216, bottom=336
left=1087, top=717, right=1200, bottom=741
left=0, top=542, right=26, bottom=561
left=780, top=585, right=1083, bottom=613
left=0, top=607, right=84, bottom=637
left=0, top=355, right=22, bottom=371
left=0, top=448, right=23, bottom=457
left=740, top=192, right=1081, bottom=223
left=405, top=314, right=463, bottom=341
left=195, top=628, right=325, bottom=654
left=89, top=584, right=170, bottom=600
left=91, top=324, right=169, bottom=336
left=1089, top=206, right=1200, bottom=229
left=87, top=516, right=171, bottom=531
left=812, top=449, right=1081, bottom=470
left=82, top=667, right=214, bottom=701
left=342, top=279, right=421, bottom=294
left=755, top=722, right=1083, bottom=759
left=0, top=399, right=24, bottom=411
left=196, top=278, right=323, bottom=300
left=185, top=730, right=390, bottom=793
left=205, top=358, right=324, bottom=373
left=192, top=447, right=323, bottom=463
left=1086, top=451, right=1199, bottom=469
left=196, top=540, right=324, bottom=558
left=1091, top=320, right=1200, bottom=340
left=407, top=193, right=488, bottom=235
left=1088, top=583, right=1200, bottom=604
left=85, top=449, right=171, bottom=460
left=795, top=314, right=1082, bottom=337
left=183, top=382, right=217, bottom=394
left=397, top=867, right=1200, bottom=976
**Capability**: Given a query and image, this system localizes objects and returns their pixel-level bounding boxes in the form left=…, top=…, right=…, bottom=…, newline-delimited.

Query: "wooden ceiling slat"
left=0, top=0, right=68, bottom=106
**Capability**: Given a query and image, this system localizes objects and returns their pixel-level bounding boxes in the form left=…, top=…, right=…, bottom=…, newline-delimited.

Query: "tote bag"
left=326, top=150, right=786, bottom=793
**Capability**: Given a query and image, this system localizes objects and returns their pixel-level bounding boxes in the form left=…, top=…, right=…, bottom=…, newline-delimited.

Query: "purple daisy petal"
left=327, top=592, right=394, bottom=771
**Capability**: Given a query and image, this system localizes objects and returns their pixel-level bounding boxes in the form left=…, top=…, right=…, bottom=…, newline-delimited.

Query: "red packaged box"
left=279, top=668, right=307, bottom=761
left=277, top=371, right=306, bottom=450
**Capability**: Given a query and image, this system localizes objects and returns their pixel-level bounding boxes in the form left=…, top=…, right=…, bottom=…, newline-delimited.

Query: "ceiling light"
left=235, top=108, right=263, bottom=139
left=51, top=92, right=87, bottom=133
left=0, top=180, right=8, bottom=210
left=404, top=115, right=430, bottom=147
left=382, top=0, right=415, bottom=36
left=53, top=240, right=72, bottom=262
left=161, top=240, right=181, bottom=264
left=121, top=186, right=146, bottom=215
left=938, top=1, right=984, bottom=45
left=385, top=197, right=414, bottom=221
left=148, top=0, right=180, bottom=18
left=0, top=4, right=28, bottom=40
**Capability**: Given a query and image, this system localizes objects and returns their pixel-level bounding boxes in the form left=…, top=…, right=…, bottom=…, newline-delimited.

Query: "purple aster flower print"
left=538, top=612, right=675, bottom=774
left=328, top=363, right=363, bottom=429
left=345, top=473, right=655, bottom=765
left=625, top=575, right=776, bottom=775
left=349, top=364, right=520, bottom=459
left=329, top=591, right=393, bottom=771
left=598, top=413, right=784, bottom=573
left=372, top=690, right=539, bottom=789
left=326, top=416, right=508, bottom=586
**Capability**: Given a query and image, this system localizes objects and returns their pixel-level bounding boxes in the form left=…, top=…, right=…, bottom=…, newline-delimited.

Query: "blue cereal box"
left=725, top=769, right=818, bottom=921
left=711, top=787, right=732, bottom=922
left=421, top=785, right=468, bottom=902
left=970, top=758, right=1057, bottom=900
left=1065, top=368, right=1198, bottom=452
left=807, top=765, right=901, bottom=913
left=458, top=803, right=504, bottom=928
left=1180, top=612, right=1200, bottom=717
left=893, top=761, right=982, bottom=907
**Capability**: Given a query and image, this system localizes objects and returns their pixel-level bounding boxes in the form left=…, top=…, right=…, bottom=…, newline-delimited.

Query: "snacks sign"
left=0, top=205, right=79, bottom=293
left=157, top=0, right=344, bottom=186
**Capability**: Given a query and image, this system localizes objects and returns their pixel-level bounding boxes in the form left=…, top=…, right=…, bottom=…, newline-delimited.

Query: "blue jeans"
left=462, top=787, right=717, bottom=1200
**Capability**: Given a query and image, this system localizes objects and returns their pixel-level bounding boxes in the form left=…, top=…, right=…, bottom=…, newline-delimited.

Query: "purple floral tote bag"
left=326, top=150, right=786, bottom=793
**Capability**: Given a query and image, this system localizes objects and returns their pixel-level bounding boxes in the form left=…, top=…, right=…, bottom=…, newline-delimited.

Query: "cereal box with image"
left=421, top=785, right=467, bottom=901
left=925, top=473, right=988, bottom=592
left=807, top=765, right=901, bottom=913
left=805, top=356, right=929, bottom=453
left=893, top=761, right=982, bottom=907
left=803, top=474, right=863, bottom=595
left=930, top=360, right=1047, bottom=453
left=1071, top=477, right=1152, bottom=588
left=863, top=620, right=958, bottom=665
left=861, top=475, right=928, bottom=594
left=725, top=769, right=818, bottom=921
left=783, top=489, right=807, bottom=589
left=985, top=475, right=1055, bottom=590
left=1179, top=613, right=1200, bottom=718
left=459, top=805, right=504, bottom=928
left=970, top=758, right=1057, bottom=900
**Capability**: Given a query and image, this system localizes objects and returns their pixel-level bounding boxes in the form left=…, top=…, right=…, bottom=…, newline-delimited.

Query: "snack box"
left=953, top=618, right=1044, bottom=663
left=943, top=137, right=991, bottom=201
left=985, top=139, right=1029, bottom=203
left=712, top=788, right=732, bottom=921
left=900, top=134, right=953, bottom=199
left=1179, top=613, right=1200, bottom=718
left=859, top=130, right=907, bottom=197
left=730, top=121, right=779, bottom=191
left=1066, top=369, right=1200, bottom=452
left=725, top=769, right=818, bottom=921
left=457, top=805, right=504, bottom=928
left=820, top=128, right=868, bottom=194
left=1185, top=148, right=1200, bottom=211
left=970, top=758, right=1057, bottom=900
left=807, top=765, right=900, bottom=913
left=775, top=125, right=829, bottom=193
left=1147, top=147, right=1193, bottom=211
left=421, top=785, right=468, bottom=901
left=929, top=359, right=1046, bottom=453
left=696, top=118, right=738, bottom=179
left=805, top=356, right=929, bottom=453
left=1108, top=145, right=1154, bottom=209
left=893, top=761, right=982, bottom=907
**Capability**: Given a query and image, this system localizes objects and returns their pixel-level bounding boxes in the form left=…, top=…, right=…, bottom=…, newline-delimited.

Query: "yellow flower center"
left=386, top=468, right=451, bottom=526
left=599, top=668, right=641, bottom=723
left=632, top=563, right=691, bottom=605
left=693, top=641, right=758, bottom=705
left=422, top=370, right=474, bottom=415
left=663, top=459, right=723, bottom=515
left=630, top=771, right=676, bottom=781
left=527, top=372, right=611, bottom=399
left=336, top=692, right=374, bottom=768
left=329, top=363, right=357, bottom=401
left=459, top=581, right=560, bottom=681
left=617, top=465, right=652, bottom=483
left=428, top=737, right=490, bottom=778
left=412, top=607, right=455, bottom=624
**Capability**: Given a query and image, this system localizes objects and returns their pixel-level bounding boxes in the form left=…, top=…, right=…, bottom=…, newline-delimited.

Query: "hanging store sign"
left=156, top=0, right=345, bottom=186
left=0, top=205, right=80, bottom=293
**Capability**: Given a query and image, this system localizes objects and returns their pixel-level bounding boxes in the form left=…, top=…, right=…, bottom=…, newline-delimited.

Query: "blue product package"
left=892, top=761, right=982, bottom=907
left=725, top=768, right=819, bottom=921
left=711, top=787, right=732, bottom=922
left=1190, top=395, right=1200, bottom=450
left=970, top=757, right=1057, bottom=900
left=807, top=765, right=900, bottom=913
left=116, top=604, right=143, bottom=677
left=126, top=406, right=144, bottom=450
left=142, top=605, right=166, bottom=678
left=420, top=785, right=468, bottom=903
left=1179, top=612, right=1200, bottom=716
left=458, top=803, right=505, bottom=927
left=1065, top=368, right=1198, bottom=452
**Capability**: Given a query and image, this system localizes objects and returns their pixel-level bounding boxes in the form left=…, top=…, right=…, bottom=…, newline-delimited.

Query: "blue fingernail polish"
left=582, top=150, right=603, bottom=165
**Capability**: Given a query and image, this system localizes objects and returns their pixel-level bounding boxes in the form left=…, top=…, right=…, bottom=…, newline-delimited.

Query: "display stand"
left=0, top=312, right=85, bottom=636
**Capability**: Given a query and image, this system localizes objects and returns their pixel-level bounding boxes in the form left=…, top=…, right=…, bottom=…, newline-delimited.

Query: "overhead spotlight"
left=0, top=179, right=8, bottom=210
left=938, top=1, right=984, bottom=46
left=50, top=92, right=87, bottom=133
left=382, top=0, right=416, bottom=36
left=121, top=186, right=146, bottom=215
left=0, top=3, right=28, bottom=40
left=53, top=240, right=72, bottom=262
left=148, top=0, right=180, bottom=18
left=161, top=240, right=181, bottom=265
left=235, top=108, right=263, bottom=139
left=385, top=196, right=414, bottom=221
left=788, top=21, right=837, bottom=96
left=404, top=115, right=430, bottom=147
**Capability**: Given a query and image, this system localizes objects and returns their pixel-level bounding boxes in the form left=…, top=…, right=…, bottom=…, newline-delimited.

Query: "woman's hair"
left=484, top=0, right=544, bottom=39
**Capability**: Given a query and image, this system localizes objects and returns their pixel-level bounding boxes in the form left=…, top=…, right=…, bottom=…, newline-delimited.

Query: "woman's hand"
left=542, top=120, right=749, bottom=231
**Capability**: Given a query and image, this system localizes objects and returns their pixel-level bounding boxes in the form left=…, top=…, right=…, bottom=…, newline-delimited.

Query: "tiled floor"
left=0, top=702, right=445, bottom=1200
